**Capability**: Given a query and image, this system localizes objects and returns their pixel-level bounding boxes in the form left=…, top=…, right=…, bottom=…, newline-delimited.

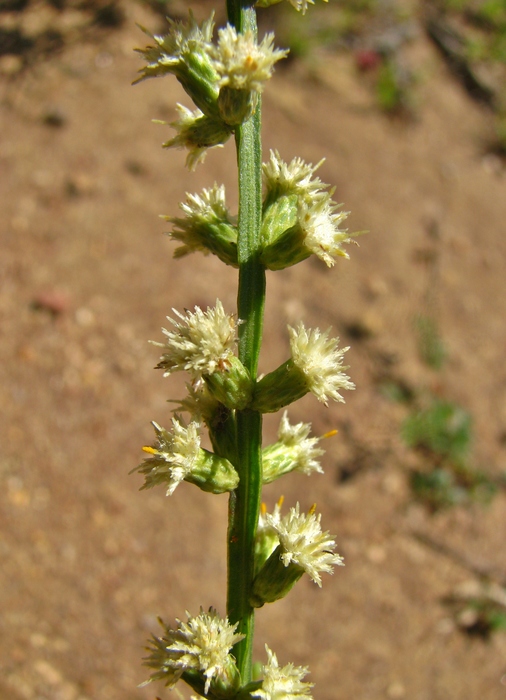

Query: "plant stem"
left=226, top=0, right=265, bottom=685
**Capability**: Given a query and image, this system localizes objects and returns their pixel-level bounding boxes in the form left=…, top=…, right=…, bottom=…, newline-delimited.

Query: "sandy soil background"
left=1, top=1, right=506, bottom=699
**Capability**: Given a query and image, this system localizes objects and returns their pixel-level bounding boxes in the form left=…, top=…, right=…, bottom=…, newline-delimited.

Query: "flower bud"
left=173, top=385, right=237, bottom=463
left=260, top=194, right=298, bottom=246
left=183, top=659, right=242, bottom=699
left=256, top=0, right=327, bottom=15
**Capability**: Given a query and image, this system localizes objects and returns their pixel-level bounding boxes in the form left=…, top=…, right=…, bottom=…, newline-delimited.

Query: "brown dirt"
left=1, top=3, right=506, bottom=700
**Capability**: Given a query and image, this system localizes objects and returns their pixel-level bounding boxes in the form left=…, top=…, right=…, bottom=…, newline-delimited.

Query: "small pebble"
left=42, top=108, right=66, bottom=128
left=387, top=681, right=406, bottom=699
left=355, top=49, right=382, bottom=72
left=32, top=290, right=70, bottom=315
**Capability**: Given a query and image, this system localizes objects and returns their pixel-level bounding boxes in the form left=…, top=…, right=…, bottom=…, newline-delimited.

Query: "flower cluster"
left=145, top=613, right=314, bottom=700
left=261, top=151, right=354, bottom=269
left=211, top=26, right=288, bottom=92
left=135, top=12, right=287, bottom=166
left=162, top=151, right=355, bottom=270
left=160, top=104, right=232, bottom=171
left=262, top=150, right=328, bottom=203
left=136, top=419, right=201, bottom=495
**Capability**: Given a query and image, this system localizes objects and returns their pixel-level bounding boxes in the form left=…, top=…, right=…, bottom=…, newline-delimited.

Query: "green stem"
left=226, top=0, right=265, bottom=685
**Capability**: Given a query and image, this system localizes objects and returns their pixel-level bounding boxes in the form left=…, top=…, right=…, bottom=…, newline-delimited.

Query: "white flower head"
left=263, top=150, right=329, bottom=202
left=165, top=184, right=235, bottom=257
left=289, top=322, right=354, bottom=405
left=286, top=0, right=327, bottom=14
left=211, top=26, right=288, bottom=92
left=299, top=196, right=352, bottom=267
left=252, top=645, right=314, bottom=700
left=262, top=414, right=325, bottom=484
left=171, top=383, right=221, bottom=424
left=277, top=412, right=324, bottom=476
left=137, top=418, right=201, bottom=495
left=180, top=183, right=230, bottom=223
left=154, top=300, right=237, bottom=382
left=135, top=11, right=215, bottom=82
left=145, top=609, right=244, bottom=693
left=267, top=503, right=344, bottom=586
left=162, top=104, right=231, bottom=171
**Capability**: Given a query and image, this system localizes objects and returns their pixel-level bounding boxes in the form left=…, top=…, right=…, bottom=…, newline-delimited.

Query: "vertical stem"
left=226, top=0, right=265, bottom=685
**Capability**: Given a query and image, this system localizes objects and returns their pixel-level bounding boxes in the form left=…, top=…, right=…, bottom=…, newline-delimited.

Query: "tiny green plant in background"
left=402, top=399, right=496, bottom=510
left=131, top=0, right=357, bottom=698
left=375, top=56, right=414, bottom=115
left=443, top=581, right=506, bottom=640
left=415, top=314, right=446, bottom=370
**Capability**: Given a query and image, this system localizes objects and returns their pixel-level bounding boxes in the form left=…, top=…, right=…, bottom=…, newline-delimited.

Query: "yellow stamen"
left=142, top=446, right=158, bottom=454
left=261, top=502, right=267, bottom=516
left=277, top=494, right=285, bottom=509
left=308, top=503, right=317, bottom=515
left=322, top=429, right=338, bottom=439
